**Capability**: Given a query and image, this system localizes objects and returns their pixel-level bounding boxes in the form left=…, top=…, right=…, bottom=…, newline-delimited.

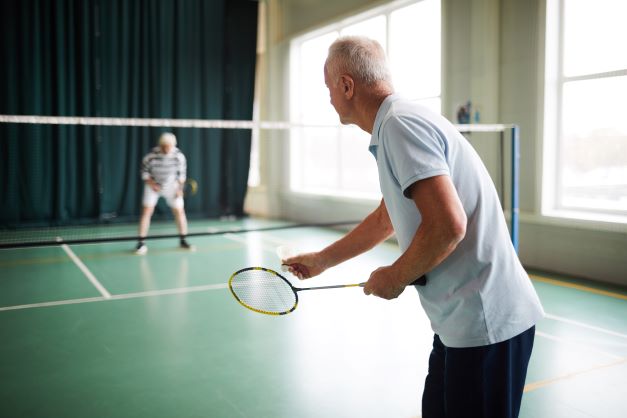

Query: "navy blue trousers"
left=422, top=326, right=535, bottom=418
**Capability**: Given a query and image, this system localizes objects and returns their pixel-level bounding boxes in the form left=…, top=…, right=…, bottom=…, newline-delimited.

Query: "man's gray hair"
left=326, top=36, right=392, bottom=86
left=159, top=132, right=177, bottom=147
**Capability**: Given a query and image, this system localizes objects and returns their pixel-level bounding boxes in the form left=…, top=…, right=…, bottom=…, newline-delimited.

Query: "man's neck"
left=354, top=85, right=394, bottom=134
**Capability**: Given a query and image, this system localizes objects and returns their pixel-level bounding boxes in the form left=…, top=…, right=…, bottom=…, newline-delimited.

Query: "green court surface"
left=1, top=219, right=626, bottom=418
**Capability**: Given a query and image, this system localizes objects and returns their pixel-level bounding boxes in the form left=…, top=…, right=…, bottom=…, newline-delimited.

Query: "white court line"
left=0, top=231, right=275, bottom=313
left=529, top=315, right=627, bottom=393
left=222, top=233, right=249, bottom=244
left=536, top=331, right=623, bottom=360
left=0, top=283, right=228, bottom=312
left=61, top=243, right=111, bottom=299
left=545, top=313, right=627, bottom=340
left=524, top=357, right=627, bottom=393
left=223, top=233, right=279, bottom=254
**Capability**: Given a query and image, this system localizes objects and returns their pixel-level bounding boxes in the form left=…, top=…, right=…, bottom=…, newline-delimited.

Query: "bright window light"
left=562, top=0, right=627, bottom=77
left=544, top=0, right=627, bottom=220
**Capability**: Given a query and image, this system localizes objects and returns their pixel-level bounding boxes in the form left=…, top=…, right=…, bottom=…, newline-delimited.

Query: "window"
left=543, top=0, right=627, bottom=220
left=290, top=0, right=441, bottom=199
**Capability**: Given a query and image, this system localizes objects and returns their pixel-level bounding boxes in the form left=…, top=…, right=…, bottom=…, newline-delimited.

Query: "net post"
left=499, top=130, right=505, bottom=210
left=511, top=125, right=520, bottom=252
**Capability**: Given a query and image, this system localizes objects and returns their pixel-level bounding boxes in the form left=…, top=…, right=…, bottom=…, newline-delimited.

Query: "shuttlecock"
left=276, top=245, right=298, bottom=272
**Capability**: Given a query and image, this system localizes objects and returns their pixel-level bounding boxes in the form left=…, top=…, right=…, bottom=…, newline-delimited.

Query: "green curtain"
left=0, top=0, right=257, bottom=226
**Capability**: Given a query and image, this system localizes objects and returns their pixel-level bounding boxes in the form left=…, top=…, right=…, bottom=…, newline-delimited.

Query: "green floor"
left=1, top=218, right=626, bottom=418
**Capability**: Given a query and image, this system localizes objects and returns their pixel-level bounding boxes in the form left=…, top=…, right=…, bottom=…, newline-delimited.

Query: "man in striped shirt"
left=135, top=132, right=194, bottom=254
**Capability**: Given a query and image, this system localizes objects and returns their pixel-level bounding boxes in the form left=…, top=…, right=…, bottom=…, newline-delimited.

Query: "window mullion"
left=555, top=0, right=566, bottom=210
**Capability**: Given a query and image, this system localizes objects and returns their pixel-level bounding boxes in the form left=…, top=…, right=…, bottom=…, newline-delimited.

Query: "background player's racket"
left=183, top=178, right=198, bottom=197
left=228, top=267, right=426, bottom=316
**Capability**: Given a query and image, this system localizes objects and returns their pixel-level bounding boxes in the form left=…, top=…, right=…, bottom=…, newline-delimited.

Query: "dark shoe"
left=135, top=242, right=147, bottom=255
left=180, top=240, right=196, bottom=252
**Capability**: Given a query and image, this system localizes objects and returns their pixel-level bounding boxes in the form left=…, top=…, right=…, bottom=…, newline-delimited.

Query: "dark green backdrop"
left=0, top=0, right=258, bottom=227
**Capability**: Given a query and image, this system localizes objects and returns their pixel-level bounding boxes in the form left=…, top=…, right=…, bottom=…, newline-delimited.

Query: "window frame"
left=288, top=0, right=442, bottom=200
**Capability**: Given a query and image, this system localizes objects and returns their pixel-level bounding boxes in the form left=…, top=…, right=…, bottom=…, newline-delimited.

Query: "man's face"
left=324, top=65, right=349, bottom=124
left=160, top=143, right=174, bottom=154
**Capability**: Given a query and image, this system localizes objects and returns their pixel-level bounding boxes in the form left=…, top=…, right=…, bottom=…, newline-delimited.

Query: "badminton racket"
left=228, top=267, right=426, bottom=316
left=183, top=178, right=198, bottom=197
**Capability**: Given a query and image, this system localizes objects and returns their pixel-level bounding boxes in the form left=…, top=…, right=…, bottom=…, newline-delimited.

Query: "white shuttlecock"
left=276, top=245, right=299, bottom=272
left=276, top=245, right=297, bottom=260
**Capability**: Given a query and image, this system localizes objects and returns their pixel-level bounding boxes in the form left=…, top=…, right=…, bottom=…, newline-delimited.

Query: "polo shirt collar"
left=370, top=93, right=402, bottom=149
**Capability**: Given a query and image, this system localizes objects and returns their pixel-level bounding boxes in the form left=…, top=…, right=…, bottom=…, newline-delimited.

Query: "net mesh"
left=0, top=122, right=248, bottom=230
left=0, top=115, right=361, bottom=248
left=229, top=268, right=298, bottom=315
left=0, top=116, right=288, bottom=248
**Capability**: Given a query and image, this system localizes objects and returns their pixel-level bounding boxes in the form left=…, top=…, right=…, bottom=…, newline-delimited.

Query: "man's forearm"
left=319, top=200, right=394, bottom=269
left=391, top=219, right=464, bottom=286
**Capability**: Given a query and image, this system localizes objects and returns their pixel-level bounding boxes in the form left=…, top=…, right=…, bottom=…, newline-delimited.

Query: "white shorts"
left=142, top=183, right=184, bottom=209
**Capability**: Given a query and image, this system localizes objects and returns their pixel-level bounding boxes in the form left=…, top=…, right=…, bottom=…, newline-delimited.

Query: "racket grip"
left=410, top=275, right=427, bottom=286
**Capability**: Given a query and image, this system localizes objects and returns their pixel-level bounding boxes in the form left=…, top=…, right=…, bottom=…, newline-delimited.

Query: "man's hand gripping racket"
left=279, top=245, right=426, bottom=294
left=228, top=247, right=426, bottom=316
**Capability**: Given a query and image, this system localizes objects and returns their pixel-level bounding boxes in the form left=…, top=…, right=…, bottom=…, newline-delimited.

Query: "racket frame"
left=229, top=267, right=300, bottom=316
left=228, top=267, right=363, bottom=316
left=184, top=178, right=198, bottom=197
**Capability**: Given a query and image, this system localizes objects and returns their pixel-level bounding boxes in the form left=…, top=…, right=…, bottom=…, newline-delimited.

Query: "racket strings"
left=230, top=269, right=297, bottom=314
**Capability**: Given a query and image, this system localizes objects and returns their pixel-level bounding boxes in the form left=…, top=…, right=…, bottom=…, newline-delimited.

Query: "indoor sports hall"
left=1, top=1, right=625, bottom=418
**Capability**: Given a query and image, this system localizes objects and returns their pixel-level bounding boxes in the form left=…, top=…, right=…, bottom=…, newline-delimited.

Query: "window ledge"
left=522, top=210, right=627, bottom=233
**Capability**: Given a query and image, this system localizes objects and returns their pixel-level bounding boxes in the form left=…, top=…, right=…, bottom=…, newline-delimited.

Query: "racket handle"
left=410, top=275, right=427, bottom=286
left=353, top=276, right=427, bottom=287
left=361, top=276, right=427, bottom=287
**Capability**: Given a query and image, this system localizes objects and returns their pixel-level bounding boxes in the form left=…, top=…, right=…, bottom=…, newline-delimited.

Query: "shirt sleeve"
left=140, top=153, right=152, bottom=181
left=381, top=115, right=450, bottom=198
left=177, top=150, right=187, bottom=182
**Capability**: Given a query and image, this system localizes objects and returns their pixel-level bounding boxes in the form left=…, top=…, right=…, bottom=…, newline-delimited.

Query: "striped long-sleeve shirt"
left=141, top=146, right=187, bottom=186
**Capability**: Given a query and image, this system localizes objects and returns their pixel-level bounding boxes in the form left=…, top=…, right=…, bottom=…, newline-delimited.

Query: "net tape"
left=0, top=114, right=515, bottom=132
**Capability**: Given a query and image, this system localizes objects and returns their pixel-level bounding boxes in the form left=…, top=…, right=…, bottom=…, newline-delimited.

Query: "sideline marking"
left=544, top=313, right=627, bottom=340
left=61, top=243, right=111, bottom=299
left=536, top=331, right=623, bottom=360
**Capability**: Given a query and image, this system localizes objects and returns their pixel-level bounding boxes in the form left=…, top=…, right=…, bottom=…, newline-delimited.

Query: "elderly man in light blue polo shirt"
left=283, top=36, right=544, bottom=418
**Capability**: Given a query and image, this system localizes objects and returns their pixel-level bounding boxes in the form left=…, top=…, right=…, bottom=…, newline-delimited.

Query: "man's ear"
left=340, top=74, right=354, bottom=98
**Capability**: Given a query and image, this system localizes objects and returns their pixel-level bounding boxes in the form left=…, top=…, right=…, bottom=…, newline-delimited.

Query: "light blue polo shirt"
left=370, top=94, right=544, bottom=348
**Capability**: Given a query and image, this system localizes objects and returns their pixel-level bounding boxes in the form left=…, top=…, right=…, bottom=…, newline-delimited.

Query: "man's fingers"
left=287, top=263, right=310, bottom=279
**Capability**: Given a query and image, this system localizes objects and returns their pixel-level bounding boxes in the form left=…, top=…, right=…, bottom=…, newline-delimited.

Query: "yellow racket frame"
left=184, top=178, right=198, bottom=197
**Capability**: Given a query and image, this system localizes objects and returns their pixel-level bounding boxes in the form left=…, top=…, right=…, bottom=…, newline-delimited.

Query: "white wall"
left=246, top=0, right=627, bottom=286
